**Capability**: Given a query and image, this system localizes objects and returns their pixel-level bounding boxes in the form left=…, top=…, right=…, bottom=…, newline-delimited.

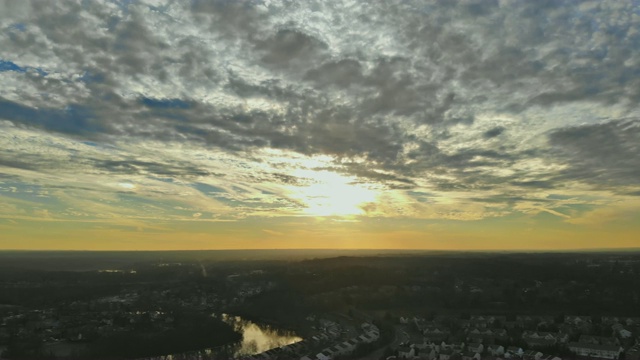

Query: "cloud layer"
left=1, top=0, right=639, bottom=248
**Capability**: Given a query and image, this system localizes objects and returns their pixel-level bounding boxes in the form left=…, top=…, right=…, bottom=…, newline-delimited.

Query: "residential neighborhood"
left=380, top=314, right=639, bottom=360
left=1, top=252, right=639, bottom=359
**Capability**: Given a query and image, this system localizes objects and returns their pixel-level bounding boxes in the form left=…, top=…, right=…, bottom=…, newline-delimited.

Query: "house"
left=522, top=331, right=568, bottom=347
left=557, top=323, right=574, bottom=335
left=462, top=352, right=481, bottom=360
left=359, top=333, right=376, bottom=343
left=578, top=335, right=619, bottom=346
left=602, top=317, right=640, bottom=327
left=342, top=340, right=357, bottom=352
left=564, top=316, right=592, bottom=329
left=492, top=328, right=509, bottom=340
left=626, top=344, right=640, bottom=360
left=316, top=350, right=333, bottom=360
left=522, top=350, right=543, bottom=360
left=439, top=348, right=454, bottom=360
left=469, top=327, right=508, bottom=343
left=507, top=346, right=524, bottom=358
left=424, top=328, right=450, bottom=342
left=398, top=345, right=415, bottom=359
left=426, top=348, right=437, bottom=360
left=517, top=316, right=537, bottom=327
left=467, top=343, right=484, bottom=354
left=411, top=335, right=431, bottom=350
left=467, top=328, right=488, bottom=343
left=612, top=323, right=625, bottom=332
left=626, top=317, right=640, bottom=326
left=619, top=329, right=633, bottom=338
left=469, top=320, right=489, bottom=329
left=536, top=316, right=555, bottom=327
left=567, top=342, right=622, bottom=359
left=487, top=345, right=505, bottom=356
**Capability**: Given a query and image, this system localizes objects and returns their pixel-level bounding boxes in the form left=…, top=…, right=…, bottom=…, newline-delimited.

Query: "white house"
left=506, top=346, right=523, bottom=357
left=316, top=350, right=333, bottom=360
left=488, top=345, right=505, bottom=356
left=568, top=342, right=622, bottom=359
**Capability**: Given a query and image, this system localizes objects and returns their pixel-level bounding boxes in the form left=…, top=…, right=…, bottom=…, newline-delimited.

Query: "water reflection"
left=220, top=314, right=302, bottom=357
left=146, top=315, right=302, bottom=360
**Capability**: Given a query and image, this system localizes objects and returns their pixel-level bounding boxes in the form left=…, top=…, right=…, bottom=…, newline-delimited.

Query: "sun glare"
left=290, top=170, right=377, bottom=217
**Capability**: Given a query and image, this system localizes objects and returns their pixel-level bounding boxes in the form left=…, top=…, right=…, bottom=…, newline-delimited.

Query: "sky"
left=0, top=0, right=639, bottom=251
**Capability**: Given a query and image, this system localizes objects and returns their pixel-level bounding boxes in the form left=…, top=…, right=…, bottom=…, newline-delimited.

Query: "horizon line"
left=1, top=247, right=639, bottom=253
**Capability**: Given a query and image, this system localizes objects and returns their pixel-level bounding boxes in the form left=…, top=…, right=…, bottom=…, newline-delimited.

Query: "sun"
left=289, top=170, right=377, bottom=217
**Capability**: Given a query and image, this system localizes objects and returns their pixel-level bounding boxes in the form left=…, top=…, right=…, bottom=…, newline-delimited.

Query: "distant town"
left=0, top=251, right=639, bottom=360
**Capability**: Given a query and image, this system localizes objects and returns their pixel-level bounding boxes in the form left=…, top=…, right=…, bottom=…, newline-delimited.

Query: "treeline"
left=86, top=312, right=241, bottom=358
left=276, top=254, right=640, bottom=316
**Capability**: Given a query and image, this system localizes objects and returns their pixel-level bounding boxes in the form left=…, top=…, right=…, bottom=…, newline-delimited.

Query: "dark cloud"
left=511, top=180, right=556, bottom=189
left=469, top=195, right=550, bottom=204
left=0, top=158, right=39, bottom=171
left=317, top=163, right=417, bottom=190
left=256, top=29, right=328, bottom=67
left=548, top=119, right=640, bottom=186
left=269, top=173, right=313, bottom=186
left=483, top=127, right=505, bottom=139
left=304, top=59, right=364, bottom=89
left=94, top=159, right=211, bottom=177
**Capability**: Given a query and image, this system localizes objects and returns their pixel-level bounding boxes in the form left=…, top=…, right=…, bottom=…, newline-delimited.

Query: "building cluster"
left=392, top=314, right=640, bottom=360
left=0, top=268, right=282, bottom=358
left=0, top=299, right=172, bottom=345
left=305, top=322, right=380, bottom=360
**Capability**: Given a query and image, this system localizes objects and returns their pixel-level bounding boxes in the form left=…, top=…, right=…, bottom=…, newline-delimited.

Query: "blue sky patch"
left=140, top=97, right=191, bottom=109
left=79, top=71, right=105, bottom=84
left=0, top=100, right=102, bottom=135
left=0, top=59, right=48, bottom=76
left=193, top=183, right=226, bottom=194
left=8, top=23, right=27, bottom=32
left=0, top=59, right=26, bottom=73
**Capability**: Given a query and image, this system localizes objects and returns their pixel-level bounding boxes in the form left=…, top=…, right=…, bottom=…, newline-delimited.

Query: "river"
left=220, top=314, right=303, bottom=357
left=151, top=314, right=303, bottom=360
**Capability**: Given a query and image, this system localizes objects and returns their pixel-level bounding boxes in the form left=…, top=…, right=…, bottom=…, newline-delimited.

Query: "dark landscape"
left=1, top=250, right=639, bottom=359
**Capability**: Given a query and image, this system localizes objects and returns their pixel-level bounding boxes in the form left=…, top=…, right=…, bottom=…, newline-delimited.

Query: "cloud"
left=483, top=127, right=505, bottom=139
left=548, top=119, right=640, bottom=187
left=566, top=199, right=640, bottom=226
left=0, top=0, right=639, bottom=229
left=262, top=229, right=284, bottom=236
